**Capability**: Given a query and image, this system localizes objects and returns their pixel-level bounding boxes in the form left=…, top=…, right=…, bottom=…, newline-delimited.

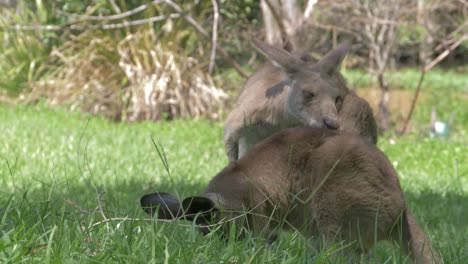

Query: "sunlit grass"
left=0, top=104, right=466, bottom=263
left=343, top=67, right=467, bottom=93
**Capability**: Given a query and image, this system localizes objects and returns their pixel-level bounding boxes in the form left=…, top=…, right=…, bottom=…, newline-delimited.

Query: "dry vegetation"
left=0, top=0, right=466, bottom=129
left=29, top=29, right=226, bottom=121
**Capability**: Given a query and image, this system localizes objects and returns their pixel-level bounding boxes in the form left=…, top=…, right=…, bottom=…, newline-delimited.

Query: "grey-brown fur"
left=141, top=127, right=442, bottom=263
left=224, top=40, right=377, bottom=161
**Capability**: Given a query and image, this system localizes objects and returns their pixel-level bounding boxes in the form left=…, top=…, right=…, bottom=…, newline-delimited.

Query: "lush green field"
left=0, top=105, right=466, bottom=263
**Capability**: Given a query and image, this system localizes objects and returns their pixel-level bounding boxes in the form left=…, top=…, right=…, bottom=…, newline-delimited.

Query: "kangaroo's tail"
left=397, top=209, right=443, bottom=264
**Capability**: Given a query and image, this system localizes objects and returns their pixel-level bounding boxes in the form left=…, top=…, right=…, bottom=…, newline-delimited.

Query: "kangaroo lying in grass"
left=141, top=127, right=442, bottom=263
left=224, top=40, right=377, bottom=161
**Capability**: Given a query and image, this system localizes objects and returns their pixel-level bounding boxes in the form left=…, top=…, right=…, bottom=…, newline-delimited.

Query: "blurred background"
left=0, top=0, right=466, bottom=136
left=0, top=2, right=466, bottom=262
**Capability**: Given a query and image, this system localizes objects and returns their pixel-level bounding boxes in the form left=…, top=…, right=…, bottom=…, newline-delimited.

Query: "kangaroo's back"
left=142, top=127, right=442, bottom=263
left=231, top=127, right=441, bottom=263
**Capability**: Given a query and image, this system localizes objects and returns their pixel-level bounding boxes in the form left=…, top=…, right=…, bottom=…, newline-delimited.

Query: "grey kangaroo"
left=141, top=127, right=442, bottom=263
left=224, top=40, right=377, bottom=161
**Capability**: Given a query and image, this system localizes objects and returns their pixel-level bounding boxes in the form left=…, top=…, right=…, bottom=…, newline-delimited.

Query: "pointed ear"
left=252, top=39, right=306, bottom=74
left=313, top=41, right=350, bottom=75
left=140, top=192, right=181, bottom=219
left=181, top=196, right=217, bottom=221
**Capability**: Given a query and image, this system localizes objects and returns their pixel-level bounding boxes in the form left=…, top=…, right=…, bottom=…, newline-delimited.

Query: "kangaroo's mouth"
left=306, top=119, right=323, bottom=128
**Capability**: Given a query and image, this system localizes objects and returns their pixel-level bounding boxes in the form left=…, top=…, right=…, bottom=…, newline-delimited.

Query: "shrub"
left=29, top=29, right=226, bottom=121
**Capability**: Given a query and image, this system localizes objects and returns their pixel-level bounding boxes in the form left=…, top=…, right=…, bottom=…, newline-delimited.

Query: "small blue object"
left=430, top=121, right=449, bottom=138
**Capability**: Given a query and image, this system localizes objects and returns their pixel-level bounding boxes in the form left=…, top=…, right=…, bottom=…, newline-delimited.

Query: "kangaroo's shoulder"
left=263, top=127, right=339, bottom=149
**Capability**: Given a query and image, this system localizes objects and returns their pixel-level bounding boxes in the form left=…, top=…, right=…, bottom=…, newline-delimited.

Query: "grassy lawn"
left=0, top=104, right=466, bottom=263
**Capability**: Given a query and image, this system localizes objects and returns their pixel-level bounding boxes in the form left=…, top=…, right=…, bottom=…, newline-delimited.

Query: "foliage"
left=0, top=0, right=465, bottom=125
left=0, top=104, right=466, bottom=263
left=1, top=0, right=246, bottom=120
left=27, top=28, right=227, bottom=121
left=0, top=0, right=58, bottom=94
left=28, top=30, right=124, bottom=120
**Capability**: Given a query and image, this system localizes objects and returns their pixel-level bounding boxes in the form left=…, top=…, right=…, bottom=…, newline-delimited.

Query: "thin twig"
left=96, top=189, right=108, bottom=220
left=2, top=14, right=181, bottom=31
left=424, top=35, right=467, bottom=72
left=57, top=0, right=164, bottom=21
left=1, top=0, right=248, bottom=78
left=76, top=120, right=108, bottom=220
left=90, top=195, right=275, bottom=230
left=399, top=34, right=466, bottom=135
left=208, top=0, right=219, bottom=74
left=263, top=0, right=288, bottom=41
left=66, top=198, right=86, bottom=213
left=304, top=0, right=317, bottom=19
left=398, top=66, right=426, bottom=135
left=5, top=157, right=18, bottom=191
left=311, top=22, right=360, bottom=38
left=91, top=217, right=156, bottom=228
left=77, top=119, right=94, bottom=189
left=163, top=0, right=248, bottom=78
left=108, top=0, right=122, bottom=13
left=433, top=21, right=468, bottom=52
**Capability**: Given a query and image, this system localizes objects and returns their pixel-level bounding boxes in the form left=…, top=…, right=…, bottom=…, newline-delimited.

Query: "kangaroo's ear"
left=140, top=192, right=181, bottom=219
left=252, top=39, right=307, bottom=74
left=312, top=41, right=350, bottom=76
left=181, top=196, right=217, bottom=221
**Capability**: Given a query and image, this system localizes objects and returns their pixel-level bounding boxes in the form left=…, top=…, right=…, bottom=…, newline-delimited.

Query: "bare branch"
left=208, top=0, right=219, bottom=74
left=96, top=189, right=108, bottom=220
left=108, top=0, right=122, bottom=14
left=304, top=0, right=317, bottom=19
left=310, top=22, right=360, bottom=38
left=163, top=0, right=248, bottom=78
left=261, top=0, right=287, bottom=45
left=399, top=34, right=467, bottom=135
left=425, top=35, right=467, bottom=72
left=398, top=67, right=426, bottom=135
left=1, top=14, right=180, bottom=31
left=57, top=0, right=164, bottom=22
left=90, top=217, right=157, bottom=228
left=2, top=1, right=248, bottom=78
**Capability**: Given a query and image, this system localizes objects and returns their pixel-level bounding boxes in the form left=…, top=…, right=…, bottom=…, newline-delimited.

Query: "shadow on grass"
left=1, top=180, right=466, bottom=263
left=402, top=190, right=468, bottom=263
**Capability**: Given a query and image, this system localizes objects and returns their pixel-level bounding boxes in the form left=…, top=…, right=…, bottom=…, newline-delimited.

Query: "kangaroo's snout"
left=324, top=117, right=339, bottom=129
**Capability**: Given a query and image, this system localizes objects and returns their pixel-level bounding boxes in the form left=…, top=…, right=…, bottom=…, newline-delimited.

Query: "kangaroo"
left=224, top=40, right=377, bottom=161
left=141, top=127, right=442, bottom=263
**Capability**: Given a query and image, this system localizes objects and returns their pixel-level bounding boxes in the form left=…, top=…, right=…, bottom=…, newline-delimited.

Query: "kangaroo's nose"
left=324, top=117, right=339, bottom=130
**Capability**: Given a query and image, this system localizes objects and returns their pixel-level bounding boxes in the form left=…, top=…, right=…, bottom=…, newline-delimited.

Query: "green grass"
left=343, top=67, right=467, bottom=93
left=0, top=104, right=466, bottom=263
left=342, top=68, right=468, bottom=134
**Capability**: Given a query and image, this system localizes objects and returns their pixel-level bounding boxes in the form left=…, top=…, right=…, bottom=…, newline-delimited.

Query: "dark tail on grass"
left=399, top=209, right=443, bottom=264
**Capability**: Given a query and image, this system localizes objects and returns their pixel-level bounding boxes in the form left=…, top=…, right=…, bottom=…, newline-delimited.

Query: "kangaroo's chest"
left=238, top=119, right=300, bottom=158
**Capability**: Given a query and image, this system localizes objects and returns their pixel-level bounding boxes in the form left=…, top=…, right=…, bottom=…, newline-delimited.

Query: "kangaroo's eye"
left=303, top=91, right=315, bottom=101
left=335, top=96, right=343, bottom=107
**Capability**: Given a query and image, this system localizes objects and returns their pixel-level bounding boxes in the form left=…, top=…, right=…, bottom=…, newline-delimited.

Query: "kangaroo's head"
left=253, top=40, right=350, bottom=129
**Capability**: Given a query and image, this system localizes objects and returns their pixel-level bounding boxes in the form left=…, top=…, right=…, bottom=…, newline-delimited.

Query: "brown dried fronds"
left=118, top=30, right=227, bottom=121
left=29, top=31, right=125, bottom=120
left=29, top=29, right=226, bottom=121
